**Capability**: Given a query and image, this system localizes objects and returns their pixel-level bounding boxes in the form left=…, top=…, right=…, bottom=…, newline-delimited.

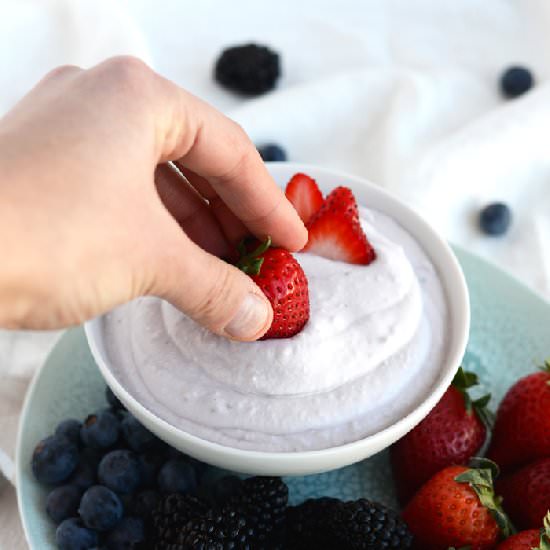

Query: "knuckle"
left=193, top=265, right=234, bottom=322
left=43, top=64, right=80, bottom=82
left=100, top=55, right=153, bottom=93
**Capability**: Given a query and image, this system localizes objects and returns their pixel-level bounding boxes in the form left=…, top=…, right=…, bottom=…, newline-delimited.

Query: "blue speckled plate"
left=16, top=247, right=550, bottom=549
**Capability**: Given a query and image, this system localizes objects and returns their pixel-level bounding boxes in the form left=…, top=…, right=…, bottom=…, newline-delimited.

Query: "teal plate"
left=16, top=247, right=550, bottom=549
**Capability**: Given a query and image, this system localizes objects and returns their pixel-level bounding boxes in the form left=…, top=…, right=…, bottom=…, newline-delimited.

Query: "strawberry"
left=391, top=367, right=491, bottom=505
left=496, top=530, right=543, bottom=550
left=496, top=458, right=550, bottom=530
left=303, top=186, right=376, bottom=265
left=487, top=360, right=550, bottom=473
left=285, top=172, right=324, bottom=225
left=236, top=237, right=309, bottom=339
left=402, top=460, right=514, bottom=550
left=496, top=512, right=550, bottom=550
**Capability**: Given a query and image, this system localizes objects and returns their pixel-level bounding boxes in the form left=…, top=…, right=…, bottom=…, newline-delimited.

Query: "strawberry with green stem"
left=496, top=511, right=550, bottom=550
left=391, top=367, right=492, bottom=505
left=403, top=459, right=515, bottom=550
left=236, top=237, right=309, bottom=340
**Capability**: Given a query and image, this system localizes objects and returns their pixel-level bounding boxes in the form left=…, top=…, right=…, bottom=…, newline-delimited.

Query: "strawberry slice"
left=303, top=186, right=376, bottom=265
left=285, top=173, right=324, bottom=225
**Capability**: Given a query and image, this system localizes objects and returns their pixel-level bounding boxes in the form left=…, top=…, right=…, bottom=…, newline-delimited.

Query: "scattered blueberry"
left=46, top=484, right=82, bottom=524
left=68, top=460, right=96, bottom=491
left=258, top=143, right=287, bottom=162
left=79, top=485, right=124, bottom=531
left=211, top=475, right=243, bottom=506
left=479, top=202, right=512, bottom=236
left=105, top=386, right=125, bottom=410
left=500, top=66, right=534, bottom=98
left=105, top=516, right=145, bottom=549
left=98, top=450, right=141, bottom=494
left=121, top=414, right=158, bottom=452
left=214, top=43, right=281, bottom=96
left=55, top=419, right=82, bottom=447
left=131, top=489, right=160, bottom=519
left=80, top=410, right=120, bottom=449
left=137, top=450, right=165, bottom=488
left=157, top=458, right=197, bottom=494
left=56, top=517, right=98, bottom=550
left=32, top=435, right=79, bottom=485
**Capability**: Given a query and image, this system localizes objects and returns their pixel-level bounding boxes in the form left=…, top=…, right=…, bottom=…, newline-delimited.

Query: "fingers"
left=173, top=163, right=248, bottom=246
left=154, top=163, right=231, bottom=258
left=152, top=215, right=273, bottom=341
left=154, top=82, right=307, bottom=251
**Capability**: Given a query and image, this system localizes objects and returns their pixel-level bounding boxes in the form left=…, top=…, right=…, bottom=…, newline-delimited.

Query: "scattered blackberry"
left=500, top=66, right=534, bottom=98
left=214, top=43, right=280, bottom=96
left=329, top=498, right=413, bottom=549
left=230, top=476, right=288, bottom=547
left=150, top=493, right=209, bottom=546
left=286, top=497, right=341, bottom=549
left=177, top=507, right=256, bottom=549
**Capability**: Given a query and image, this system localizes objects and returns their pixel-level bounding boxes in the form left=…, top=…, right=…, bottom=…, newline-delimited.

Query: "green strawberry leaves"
left=452, top=367, right=494, bottom=428
left=236, top=236, right=272, bottom=275
left=455, top=458, right=515, bottom=538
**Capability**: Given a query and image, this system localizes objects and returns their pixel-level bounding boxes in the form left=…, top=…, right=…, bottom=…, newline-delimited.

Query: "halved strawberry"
left=285, top=173, right=324, bottom=225
left=303, top=186, right=376, bottom=265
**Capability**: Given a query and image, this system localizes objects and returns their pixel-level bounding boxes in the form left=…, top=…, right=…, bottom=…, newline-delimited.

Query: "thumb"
left=152, top=228, right=273, bottom=342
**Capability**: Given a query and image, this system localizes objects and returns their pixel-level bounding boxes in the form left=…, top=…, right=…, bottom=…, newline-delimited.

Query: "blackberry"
left=286, top=497, right=341, bottom=549
left=329, top=498, right=413, bottom=549
left=177, top=507, right=256, bottom=549
left=214, top=43, right=280, bottom=96
left=150, top=493, right=209, bottom=546
left=479, top=202, right=512, bottom=236
left=258, top=143, right=287, bottom=162
left=229, top=476, right=288, bottom=547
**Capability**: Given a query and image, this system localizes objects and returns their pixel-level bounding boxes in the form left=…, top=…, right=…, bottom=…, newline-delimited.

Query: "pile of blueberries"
left=31, top=386, right=201, bottom=549
left=213, top=43, right=536, bottom=238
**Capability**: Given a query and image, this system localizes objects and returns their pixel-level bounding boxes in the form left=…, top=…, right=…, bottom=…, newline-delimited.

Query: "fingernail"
left=225, top=293, right=271, bottom=340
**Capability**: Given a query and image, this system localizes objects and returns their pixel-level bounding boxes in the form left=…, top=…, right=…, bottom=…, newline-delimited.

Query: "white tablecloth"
left=2, top=1, right=550, bottom=547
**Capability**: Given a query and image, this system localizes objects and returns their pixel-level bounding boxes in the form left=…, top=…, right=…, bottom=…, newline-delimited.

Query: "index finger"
left=156, top=84, right=307, bottom=252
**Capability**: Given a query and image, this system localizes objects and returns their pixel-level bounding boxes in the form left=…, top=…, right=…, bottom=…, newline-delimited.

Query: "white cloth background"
left=1, top=0, right=550, bottom=547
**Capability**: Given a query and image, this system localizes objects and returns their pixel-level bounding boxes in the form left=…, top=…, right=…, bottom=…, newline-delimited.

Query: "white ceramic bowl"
left=85, top=162, right=469, bottom=476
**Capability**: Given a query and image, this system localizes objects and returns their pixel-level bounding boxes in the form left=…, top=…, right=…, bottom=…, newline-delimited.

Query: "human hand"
left=0, top=56, right=307, bottom=340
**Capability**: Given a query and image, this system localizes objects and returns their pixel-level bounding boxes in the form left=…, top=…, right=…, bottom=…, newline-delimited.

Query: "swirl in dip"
left=104, top=206, right=448, bottom=452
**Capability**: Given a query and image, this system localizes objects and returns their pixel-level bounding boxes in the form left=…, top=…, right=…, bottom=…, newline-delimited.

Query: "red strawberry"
left=402, top=461, right=514, bottom=550
left=496, top=530, right=542, bottom=550
left=285, top=173, right=324, bottom=225
left=496, top=458, right=550, bottom=530
left=391, top=367, right=491, bottom=505
left=496, top=512, right=550, bottom=550
left=303, top=186, right=376, bottom=265
left=236, top=237, right=309, bottom=339
left=487, top=360, right=550, bottom=472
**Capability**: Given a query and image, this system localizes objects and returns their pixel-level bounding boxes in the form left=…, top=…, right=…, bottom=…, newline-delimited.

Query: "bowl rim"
left=84, top=162, right=470, bottom=473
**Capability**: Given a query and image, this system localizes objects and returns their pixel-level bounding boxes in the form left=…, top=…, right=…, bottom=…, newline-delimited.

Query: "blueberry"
left=79, top=485, right=123, bottom=531
left=98, top=450, right=141, bottom=494
left=32, top=435, right=79, bottom=485
left=137, top=451, right=164, bottom=488
left=500, top=66, right=534, bottom=98
left=56, top=517, right=98, bottom=549
left=479, top=202, right=512, bottom=236
left=68, top=459, right=96, bottom=491
left=131, top=489, right=160, bottom=519
left=157, top=458, right=197, bottom=494
left=211, top=475, right=243, bottom=505
left=80, top=410, right=120, bottom=449
left=105, top=386, right=125, bottom=410
left=104, top=516, right=144, bottom=549
left=46, top=484, right=82, bottom=524
left=80, top=447, right=103, bottom=469
left=121, top=414, right=158, bottom=452
left=258, top=143, right=287, bottom=162
left=55, top=419, right=82, bottom=447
